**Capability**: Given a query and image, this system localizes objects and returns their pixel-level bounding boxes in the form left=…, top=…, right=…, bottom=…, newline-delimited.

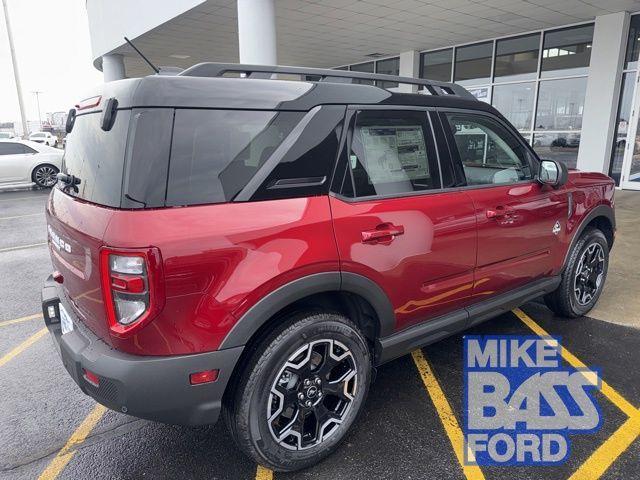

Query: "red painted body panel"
left=45, top=169, right=614, bottom=357
left=463, top=182, right=569, bottom=301
left=329, top=192, right=477, bottom=332
left=47, top=189, right=338, bottom=355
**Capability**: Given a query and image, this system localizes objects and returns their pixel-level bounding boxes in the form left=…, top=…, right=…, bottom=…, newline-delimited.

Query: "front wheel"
left=223, top=311, right=371, bottom=472
left=32, top=164, right=59, bottom=188
left=545, top=227, right=609, bottom=318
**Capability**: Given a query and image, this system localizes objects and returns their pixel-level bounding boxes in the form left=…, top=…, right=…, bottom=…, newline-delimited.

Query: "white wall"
left=86, top=0, right=205, bottom=69
left=578, top=12, right=630, bottom=173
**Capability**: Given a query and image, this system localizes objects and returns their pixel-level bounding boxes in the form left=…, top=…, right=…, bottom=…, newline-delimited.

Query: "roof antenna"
left=124, top=36, right=159, bottom=74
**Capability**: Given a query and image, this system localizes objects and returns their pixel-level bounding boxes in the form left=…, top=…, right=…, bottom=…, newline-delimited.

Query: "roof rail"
left=179, top=62, right=476, bottom=100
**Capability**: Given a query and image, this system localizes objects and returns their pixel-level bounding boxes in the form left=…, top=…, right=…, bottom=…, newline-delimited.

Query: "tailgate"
left=46, top=188, right=115, bottom=343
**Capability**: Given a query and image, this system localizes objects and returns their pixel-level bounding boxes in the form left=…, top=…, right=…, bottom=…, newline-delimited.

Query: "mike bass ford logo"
left=464, top=335, right=602, bottom=466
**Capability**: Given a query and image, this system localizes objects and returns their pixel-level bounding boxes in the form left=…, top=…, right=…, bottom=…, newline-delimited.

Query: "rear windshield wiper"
left=57, top=173, right=81, bottom=193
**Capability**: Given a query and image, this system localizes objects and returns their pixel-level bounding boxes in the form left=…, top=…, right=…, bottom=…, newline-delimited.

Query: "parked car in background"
left=29, top=131, right=57, bottom=147
left=0, top=132, right=16, bottom=139
left=0, top=139, right=62, bottom=187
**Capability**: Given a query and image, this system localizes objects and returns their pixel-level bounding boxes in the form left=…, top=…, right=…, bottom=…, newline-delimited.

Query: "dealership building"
left=86, top=0, right=640, bottom=190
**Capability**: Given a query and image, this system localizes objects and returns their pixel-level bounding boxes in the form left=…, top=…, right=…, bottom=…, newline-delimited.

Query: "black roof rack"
left=179, top=62, right=476, bottom=100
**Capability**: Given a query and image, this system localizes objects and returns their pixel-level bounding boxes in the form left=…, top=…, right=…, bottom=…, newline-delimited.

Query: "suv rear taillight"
left=100, top=247, right=164, bottom=337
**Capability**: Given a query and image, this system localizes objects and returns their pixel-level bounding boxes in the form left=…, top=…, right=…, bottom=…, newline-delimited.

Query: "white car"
left=0, top=139, right=63, bottom=187
left=29, top=131, right=57, bottom=147
left=0, top=132, right=16, bottom=140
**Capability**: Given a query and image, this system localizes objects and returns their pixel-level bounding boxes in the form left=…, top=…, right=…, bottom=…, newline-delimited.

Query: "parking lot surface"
left=1, top=189, right=639, bottom=480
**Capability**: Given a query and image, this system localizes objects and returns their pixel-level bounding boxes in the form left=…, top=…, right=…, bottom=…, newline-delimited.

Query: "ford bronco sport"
left=41, top=64, right=615, bottom=471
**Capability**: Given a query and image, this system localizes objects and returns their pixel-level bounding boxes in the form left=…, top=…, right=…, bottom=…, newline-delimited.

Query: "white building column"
left=102, top=54, right=126, bottom=82
left=398, top=50, right=420, bottom=93
left=577, top=12, right=630, bottom=173
left=237, top=0, right=277, bottom=65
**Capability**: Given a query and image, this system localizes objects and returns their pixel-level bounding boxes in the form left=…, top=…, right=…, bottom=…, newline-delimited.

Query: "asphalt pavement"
left=0, top=188, right=638, bottom=480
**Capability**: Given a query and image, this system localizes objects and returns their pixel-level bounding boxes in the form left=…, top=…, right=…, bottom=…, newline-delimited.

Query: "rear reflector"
left=83, top=368, right=100, bottom=387
left=190, top=369, right=219, bottom=385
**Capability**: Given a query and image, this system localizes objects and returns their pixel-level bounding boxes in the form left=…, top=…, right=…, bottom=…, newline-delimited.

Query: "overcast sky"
left=0, top=0, right=102, bottom=123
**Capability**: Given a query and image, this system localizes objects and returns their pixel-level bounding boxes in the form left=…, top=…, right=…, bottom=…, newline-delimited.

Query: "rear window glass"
left=166, top=109, right=302, bottom=206
left=60, top=111, right=130, bottom=207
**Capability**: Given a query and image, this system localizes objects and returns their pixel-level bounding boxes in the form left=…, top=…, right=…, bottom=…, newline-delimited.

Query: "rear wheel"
left=32, top=164, right=59, bottom=188
left=223, top=311, right=371, bottom=471
left=545, top=227, right=609, bottom=318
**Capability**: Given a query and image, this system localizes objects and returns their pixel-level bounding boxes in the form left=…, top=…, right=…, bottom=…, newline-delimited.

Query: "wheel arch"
left=218, top=272, right=395, bottom=353
left=563, top=204, right=615, bottom=270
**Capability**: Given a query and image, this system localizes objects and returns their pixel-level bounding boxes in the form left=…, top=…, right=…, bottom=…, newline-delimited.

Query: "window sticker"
left=359, top=126, right=429, bottom=183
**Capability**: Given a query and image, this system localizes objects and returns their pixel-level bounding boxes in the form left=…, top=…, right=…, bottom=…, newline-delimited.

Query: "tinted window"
left=454, top=42, right=493, bottom=85
left=376, top=57, right=399, bottom=88
left=625, top=15, right=640, bottom=70
left=60, top=110, right=131, bottom=207
left=122, top=109, right=174, bottom=208
left=541, top=25, right=593, bottom=78
left=350, top=62, right=375, bottom=85
left=347, top=110, right=440, bottom=198
left=535, top=77, right=587, bottom=130
left=421, top=49, right=453, bottom=82
left=445, top=113, right=534, bottom=186
left=495, top=34, right=540, bottom=82
left=166, top=109, right=302, bottom=206
left=492, top=82, right=535, bottom=131
left=0, top=142, right=27, bottom=155
left=253, top=106, right=345, bottom=201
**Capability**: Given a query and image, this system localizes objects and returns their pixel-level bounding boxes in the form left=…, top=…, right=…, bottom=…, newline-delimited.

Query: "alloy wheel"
left=267, top=339, right=358, bottom=450
left=573, top=242, right=605, bottom=306
left=35, top=166, right=58, bottom=187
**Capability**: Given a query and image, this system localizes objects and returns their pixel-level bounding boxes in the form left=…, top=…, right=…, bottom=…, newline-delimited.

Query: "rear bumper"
left=41, top=275, right=243, bottom=426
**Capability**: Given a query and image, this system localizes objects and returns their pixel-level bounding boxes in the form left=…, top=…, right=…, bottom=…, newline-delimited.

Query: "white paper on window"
left=359, top=126, right=429, bottom=183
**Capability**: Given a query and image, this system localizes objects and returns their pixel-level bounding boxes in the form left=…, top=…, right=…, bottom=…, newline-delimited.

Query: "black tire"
left=223, top=311, right=371, bottom=472
left=545, top=227, right=609, bottom=318
left=32, top=164, right=59, bottom=188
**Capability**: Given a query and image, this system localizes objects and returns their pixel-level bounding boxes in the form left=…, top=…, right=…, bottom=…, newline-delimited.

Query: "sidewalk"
left=589, top=190, right=640, bottom=328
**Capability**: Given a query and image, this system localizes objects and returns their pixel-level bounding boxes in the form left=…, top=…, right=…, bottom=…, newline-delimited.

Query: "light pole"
left=32, top=91, right=43, bottom=130
left=1, top=0, right=29, bottom=138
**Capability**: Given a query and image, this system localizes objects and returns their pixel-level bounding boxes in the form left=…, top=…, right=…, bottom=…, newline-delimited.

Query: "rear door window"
left=0, top=143, right=27, bottom=155
left=344, top=110, right=441, bottom=198
left=61, top=110, right=131, bottom=207
left=166, top=109, right=303, bottom=206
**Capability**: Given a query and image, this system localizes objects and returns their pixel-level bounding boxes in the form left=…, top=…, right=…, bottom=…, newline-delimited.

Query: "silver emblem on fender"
left=552, top=221, right=561, bottom=235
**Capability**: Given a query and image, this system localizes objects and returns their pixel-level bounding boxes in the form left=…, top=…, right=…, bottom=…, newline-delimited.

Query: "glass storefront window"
left=454, top=42, right=493, bottom=85
left=420, top=49, right=453, bottom=82
left=492, top=82, right=535, bottom=131
left=467, top=86, right=491, bottom=103
left=610, top=72, right=635, bottom=185
left=350, top=62, right=375, bottom=85
left=541, top=25, right=594, bottom=78
left=533, top=133, right=580, bottom=169
left=535, top=77, right=587, bottom=130
left=494, top=34, right=540, bottom=82
left=625, top=15, right=640, bottom=70
left=376, top=57, right=399, bottom=88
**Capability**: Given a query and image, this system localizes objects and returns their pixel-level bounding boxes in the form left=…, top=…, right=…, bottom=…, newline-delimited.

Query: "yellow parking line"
left=513, top=308, right=638, bottom=418
left=411, top=349, right=485, bottom=480
left=0, top=327, right=47, bottom=368
left=0, top=313, right=42, bottom=327
left=0, top=242, right=48, bottom=253
left=255, top=465, right=273, bottom=480
left=568, top=413, right=640, bottom=480
left=38, top=404, right=107, bottom=480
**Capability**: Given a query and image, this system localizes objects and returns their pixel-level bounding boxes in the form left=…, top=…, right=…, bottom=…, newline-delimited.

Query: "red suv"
left=41, top=64, right=615, bottom=471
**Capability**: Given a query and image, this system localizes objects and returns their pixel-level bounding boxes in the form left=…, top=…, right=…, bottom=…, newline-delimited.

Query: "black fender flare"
left=563, top=204, right=615, bottom=270
left=218, top=271, right=395, bottom=349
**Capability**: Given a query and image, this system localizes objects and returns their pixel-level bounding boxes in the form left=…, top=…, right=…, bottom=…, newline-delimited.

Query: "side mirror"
left=538, top=158, right=568, bottom=188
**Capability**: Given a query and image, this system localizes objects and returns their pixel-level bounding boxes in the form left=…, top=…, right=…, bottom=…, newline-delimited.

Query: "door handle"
left=361, top=223, right=405, bottom=243
left=486, top=206, right=514, bottom=219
